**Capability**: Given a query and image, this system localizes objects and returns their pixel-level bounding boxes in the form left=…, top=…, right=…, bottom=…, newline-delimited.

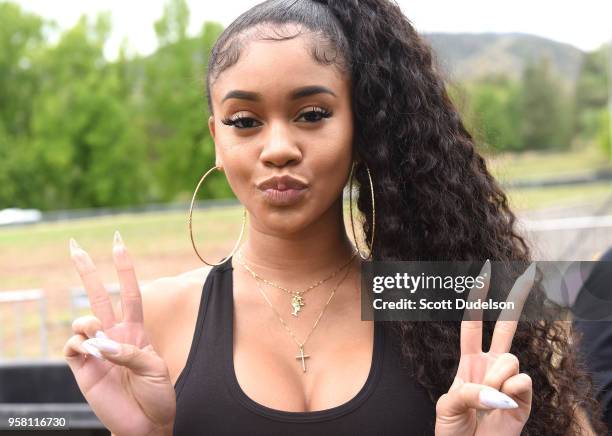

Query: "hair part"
left=206, top=0, right=351, bottom=115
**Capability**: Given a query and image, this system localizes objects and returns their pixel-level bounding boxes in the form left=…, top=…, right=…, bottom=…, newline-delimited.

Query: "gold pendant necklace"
left=243, top=253, right=355, bottom=373
left=236, top=247, right=357, bottom=317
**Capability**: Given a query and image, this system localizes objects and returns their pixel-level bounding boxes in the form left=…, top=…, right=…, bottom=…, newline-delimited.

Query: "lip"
left=260, top=187, right=308, bottom=206
left=257, top=175, right=309, bottom=191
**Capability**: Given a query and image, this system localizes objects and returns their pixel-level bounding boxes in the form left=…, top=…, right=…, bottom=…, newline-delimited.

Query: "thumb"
left=437, top=383, right=519, bottom=416
left=83, top=338, right=166, bottom=375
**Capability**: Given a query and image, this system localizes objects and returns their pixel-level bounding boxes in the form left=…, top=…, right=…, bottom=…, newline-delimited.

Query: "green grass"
left=1, top=183, right=610, bottom=259
left=0, top=206, right=244, bottom=253
left=508, top=181, right=612, bottom=211
left=489, top=144, right=612, bottom=182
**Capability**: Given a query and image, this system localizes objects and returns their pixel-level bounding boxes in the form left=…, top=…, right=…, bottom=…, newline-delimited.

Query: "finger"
left=69, top=238, right=117, bottom=329
left=71, top=315, right=104, bottom=339
left=448, top=375, right=465, bottom=393
left=436, top=382, right=518, bottom=416
left=63, top=333, right=106, bottom=362
left=500, top=373, right=532, bottom=408
left=481, top=353, right=520, bottom=390
left=83, top=338, right=165, bottom=376
left=489, top=262, right=536, bottom=354
left=460, top=260, right=491, bottom=355
left=112, top=231, right=144, bottom=323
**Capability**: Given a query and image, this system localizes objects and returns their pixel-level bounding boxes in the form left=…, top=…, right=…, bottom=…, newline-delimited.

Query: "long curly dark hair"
left=204, top=0, right=607, bottom=434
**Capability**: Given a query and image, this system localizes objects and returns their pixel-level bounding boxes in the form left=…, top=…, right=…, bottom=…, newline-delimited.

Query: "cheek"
left=220, top=149, right=257, bottom=198
left=309, top=146, right=353, bottom=202
left=313, top=128, right=353, bottom=184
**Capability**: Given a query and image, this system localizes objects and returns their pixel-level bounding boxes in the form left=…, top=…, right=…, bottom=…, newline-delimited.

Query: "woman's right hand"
left=63, top=231, right=176, bottom=436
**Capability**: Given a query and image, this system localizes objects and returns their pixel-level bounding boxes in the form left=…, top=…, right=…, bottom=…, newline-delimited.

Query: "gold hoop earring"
left=348, top=161, right=375, bottom=260
left=188, top=165, right=246, bottom=266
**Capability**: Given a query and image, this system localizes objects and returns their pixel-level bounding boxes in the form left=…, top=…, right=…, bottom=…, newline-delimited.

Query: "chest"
left=163, top=271, right=377, bottom=413
left=232, top=301, right=375, bottom=412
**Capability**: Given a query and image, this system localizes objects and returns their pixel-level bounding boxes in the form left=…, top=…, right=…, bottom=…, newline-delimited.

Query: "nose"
left=259, top=120, right=303, bottom=167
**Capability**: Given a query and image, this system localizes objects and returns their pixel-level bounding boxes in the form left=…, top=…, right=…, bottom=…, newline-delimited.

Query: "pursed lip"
left=257, top=175, right=309, bottom=191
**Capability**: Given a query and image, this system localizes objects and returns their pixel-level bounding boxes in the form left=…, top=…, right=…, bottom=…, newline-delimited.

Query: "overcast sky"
left=14, top=0, right=612, bottom=60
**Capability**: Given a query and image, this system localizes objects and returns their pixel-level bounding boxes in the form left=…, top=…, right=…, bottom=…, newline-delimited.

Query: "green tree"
left=573, top=44, right=610, bottom=146
left=143, top=0, right=224, bottom=201
left=0, top=2, right=45, bottom=208
left=597, top=107, right=611, bottom=161
left=462, top=75, right=522, bottom=152
left=31, top=14, right=149, bottom=209
left=519, top=55, right=572, bottom=150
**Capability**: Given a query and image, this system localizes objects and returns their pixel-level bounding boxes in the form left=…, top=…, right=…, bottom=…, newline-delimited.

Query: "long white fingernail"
left=86, top=338, right=121, bottom=354
left=479, top=388, right=518, bottom=409
left=69, top=238, right=81, bottom=256
left=523, top=262, right=537, bottom=282
left=82, top=342, right=105, bottom=360
left=483, top=259, right=491, bottom=277
left=114, top=230, right=124, bottom=247
left=95, top=330, right=109, bottom=339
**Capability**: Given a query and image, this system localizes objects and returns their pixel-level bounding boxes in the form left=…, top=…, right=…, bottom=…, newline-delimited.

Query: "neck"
left=235, top=197, right=361, bottom=283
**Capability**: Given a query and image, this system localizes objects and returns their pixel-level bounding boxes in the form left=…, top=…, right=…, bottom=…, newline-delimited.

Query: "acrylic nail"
left=82, top=341, right=105, bottom=360
left=95, top=330, right=109, bottom=339
left=69, top=238, right=82, bottom=256
left=479, top=388, right=518, bottom=409
left=86, top=338, right=121, bottom=355
left=523, top=262, right=537, bottom=282
left=113, top=230, right=124, bottom=247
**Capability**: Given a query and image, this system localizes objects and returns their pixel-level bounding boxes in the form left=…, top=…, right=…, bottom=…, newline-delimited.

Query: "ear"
left=208, top=115, right=223, bottom=169
left=208, top=115, right=216, bottom=139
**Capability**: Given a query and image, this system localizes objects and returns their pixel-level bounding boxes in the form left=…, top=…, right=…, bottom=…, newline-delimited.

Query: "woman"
left=63, top=0, right=606, bottom=435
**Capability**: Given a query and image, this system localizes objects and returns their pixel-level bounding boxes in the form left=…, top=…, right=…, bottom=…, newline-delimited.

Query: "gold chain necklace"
left=235, top=249, right=357, bottom=373
left=236, top=247, right=358, bottom=317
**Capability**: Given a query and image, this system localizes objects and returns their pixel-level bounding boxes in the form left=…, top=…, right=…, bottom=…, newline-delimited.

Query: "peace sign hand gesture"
left=62, top=232, right=176, bottom=436
left=435, top=260, right=536, bottom=436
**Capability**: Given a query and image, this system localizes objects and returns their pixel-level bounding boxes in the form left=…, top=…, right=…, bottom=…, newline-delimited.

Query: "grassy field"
left=488, top=144, right=612, bottom=182
left=1, top=146, right=611, bottom=358
left=507, top=181, right=612, bottom=211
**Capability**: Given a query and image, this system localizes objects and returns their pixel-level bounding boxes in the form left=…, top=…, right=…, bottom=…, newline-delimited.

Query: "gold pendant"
left=290, top=294, right=305, bottom=317
left=295, top=345, right=310, bottom=373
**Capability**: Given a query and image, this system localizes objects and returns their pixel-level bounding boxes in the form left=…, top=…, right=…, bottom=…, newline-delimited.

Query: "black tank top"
left=173, top=256, right=436, bottom=435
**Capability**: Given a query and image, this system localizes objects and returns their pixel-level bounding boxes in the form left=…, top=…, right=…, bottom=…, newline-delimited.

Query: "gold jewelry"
left=188, top=161, right=376, bottom=265
left=348, top=161, right=375, bottom=261
left=235, top=246, right=358, bottom=317
left=247, top=254, right=355, bottom=373
left=188, top=165, right=247, bottom=266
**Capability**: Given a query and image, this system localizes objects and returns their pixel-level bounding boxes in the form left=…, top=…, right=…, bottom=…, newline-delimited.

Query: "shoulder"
left=142, top=266, right=213, bottom=324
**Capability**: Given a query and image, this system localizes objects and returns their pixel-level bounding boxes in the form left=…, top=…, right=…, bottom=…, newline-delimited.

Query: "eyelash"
left=221, top=107, right=333, bottom=129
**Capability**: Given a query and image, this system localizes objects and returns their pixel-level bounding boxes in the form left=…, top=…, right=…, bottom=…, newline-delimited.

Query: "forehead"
left=212, top=25, right=348, bottom=104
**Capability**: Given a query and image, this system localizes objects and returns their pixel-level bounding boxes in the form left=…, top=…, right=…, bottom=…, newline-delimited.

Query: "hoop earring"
left=348, top=161, right=375, bottom=260
left=188, top=165, right=246, bottom=266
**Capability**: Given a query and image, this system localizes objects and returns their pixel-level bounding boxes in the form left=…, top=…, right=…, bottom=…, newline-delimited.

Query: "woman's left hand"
left=435, top=260, right=536, bottom=436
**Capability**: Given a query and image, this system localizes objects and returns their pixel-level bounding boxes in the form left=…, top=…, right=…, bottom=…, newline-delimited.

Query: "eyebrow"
left=221, top=85, right=337, bottom=103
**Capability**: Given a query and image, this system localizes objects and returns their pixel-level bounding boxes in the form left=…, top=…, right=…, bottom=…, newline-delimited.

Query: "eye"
left=221, top=113, right=262, bottom=129
left=220, top=107, right=333, bottom=130
left=296, top=106, right=333, bottom=123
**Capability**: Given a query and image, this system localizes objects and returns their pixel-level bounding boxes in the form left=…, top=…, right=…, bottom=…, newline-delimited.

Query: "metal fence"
left=522, top=215, right=612, bottom=261
left=0, top=289, right=48, bottom=358
left=0, top=282, right=151, bottom=360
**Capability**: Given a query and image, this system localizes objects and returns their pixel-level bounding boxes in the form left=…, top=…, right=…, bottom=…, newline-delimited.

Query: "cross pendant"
left=295, top=345, right=311, bottom=373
